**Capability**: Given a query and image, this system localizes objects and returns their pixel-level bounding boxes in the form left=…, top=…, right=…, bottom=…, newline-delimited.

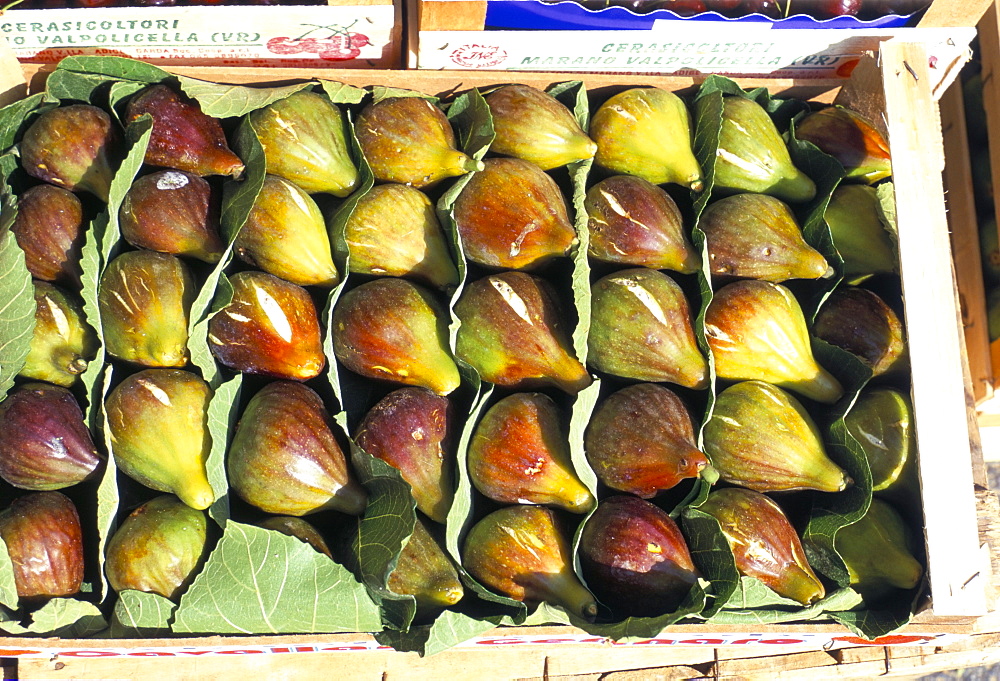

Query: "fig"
left=485, top=84, right=596, bottom=170
left=208, top=270, right=325, bottom=381
left=235, top=174, right=340, bottom=288
left=468, top=393, right=595, bottom=514
left=845, top=388, right=918, bottom=498
left=228, top=381, right=367, bottom=517
left=708, top=95, right=816, bottom=202
left=354, top=387, right=454, bottom=523
left=104, top=495, right=209, bottom=601
left=588, top=268, right=709, bottom=389
left=387, top=516, right=464, bottom=617
left=258, top=516, right=333, bottom=558
left=824, top=184, right=898, bottom=278
left=20, top=104, right=118, bottom=201
left=585, top=175, right=700, bottom=273
left=698, top=487, right=825, bottom=606
left=249, top=89, right=359, bottom=196
left=584, top=383, right=707, bottom=497
left=99, top=250, right=194, bottom=368
left=344, top=183, right=458, bottom=290
left=579, top=495, right=699, bottom=617
left=0, top=383, right=102, bottom=491
left=105, top=368, right=215, bottom=510
left=813, top=287, right=908, bottom=378
left=705, top=280, right=844, bottom=403
left=119, top=169, right=225, bottom=264
left=701, top=193, right=832, bottom=282
left=590, top=87, right=703, bottom=191
left=355, top=96, right=483, bottom=188
left=795, top=106, right=891, bottom=184
left=453, top=157, right=576, bottom=270
left=463, top=505, right=597, bottom=619
left=332, top=278, right=460, bottom=396
left=455, top=271, right=591, bottom=394
left=0, top=491, right=84, bottom=601
left=20, top=281, right=97, bottom=388
left=126, top=84, right=244, bottom=178
left=11, top=184, right=85, bottom=286
left=704, top=381, right=850, bottom=493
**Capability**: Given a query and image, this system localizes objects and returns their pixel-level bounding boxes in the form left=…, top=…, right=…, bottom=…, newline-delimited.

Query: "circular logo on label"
left=450, top=44, right=507, bottom=68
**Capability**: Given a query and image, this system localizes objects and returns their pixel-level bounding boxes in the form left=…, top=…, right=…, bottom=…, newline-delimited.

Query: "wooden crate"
left=0, top=39, right=994, bottom=676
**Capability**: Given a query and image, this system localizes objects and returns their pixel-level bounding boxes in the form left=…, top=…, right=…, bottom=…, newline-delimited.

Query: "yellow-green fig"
left=388, top=516, right=464, bottom=618
left=845, top=388, right=918, bottom=498
left=20, top=281, right=97, bottom=387
left=824, top=184, right=898, bottom=279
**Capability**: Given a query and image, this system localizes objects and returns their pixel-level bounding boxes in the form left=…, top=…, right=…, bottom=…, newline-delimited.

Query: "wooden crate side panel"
left=919, top=0, right=992, bottom=28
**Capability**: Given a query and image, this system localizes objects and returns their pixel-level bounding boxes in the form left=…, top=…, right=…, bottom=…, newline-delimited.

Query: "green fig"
left=585, top=383, right=708, bottom=497
left=388, top=516, right=464, bottom=617
left=11, top=184, right=85, bottom=287
left=813, top=287, right=908, bottom=378
left=355, top=96, right=483, bottom=188
left=20, top=104, right=118, bottom=201
left=258, top=516, right=333, bottom=559
left=20, top=281, right=97, bottom=387
left=228, top=381, right=367, bottom=517
left=588, top=268, right=708, bottom=389
left=590, top=87, right=703, bottom=191
left=208, top=270, right=325, bottom=381
left=709, top=95, right=816, bottom=202
left=845, top=388, right=918, bottom=497
left=249, top=89, right=359, bottom=197
left=834, top=498, right=924, bottom=603
left=484, top=84, right=597, bottom=170
left=825, top=184, right=898, bottom=279
left=698, top=487, right=826, bottom=606
left=99, top=250, right=194, bottom=368
left=119, top=170, right=225, bottom=264
left=795, top=106, right=891, bottom=184
left=453, top=157, right=576, bottom=270
left=579, top=495, right=699, bottom=617
left=469, top=393, right=595, bottom=514
left=235, top=174, right=339, bottom=288
left=455, top=271, right=591, bottom=394
left=0, top=491, right=84, bottom=602
left=701, top=193, right=832, bottom=282
left=105, top=368, right=215, bottom=510
left=705, top=381, right=850, bottom=493
left=332, top=278, right=460, bottom=396
left=105, top=495, right=209, bottom=601
left=463, top=505, right=598, bottom=619
left=126, top=84, right=244, bottom=178
left=345, top=183, right=459, bottom=289
left=705, top=280, right=844, bottom=403
left=585, top=175, right=700, bottom=273
left=355, top=387, right=454, bottom=523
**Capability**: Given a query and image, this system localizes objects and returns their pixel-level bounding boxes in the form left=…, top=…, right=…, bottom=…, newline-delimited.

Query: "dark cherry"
left=740, top=0, right=781, bottom=17
left=805, top=0, right=861, bottom=18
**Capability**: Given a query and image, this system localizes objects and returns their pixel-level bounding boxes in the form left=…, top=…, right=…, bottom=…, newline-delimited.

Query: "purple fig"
left=455, top=271, right=591, bottom=394
left=812, top=287, right=907, bottom=378
left=20, top=104, right=118, bottom=201
left=105, top=368, right=215, bottom=510
left=588, top=268, right=709, bottom=389
left=20, top=281, right=98, bottom=388
left=235, top=174, right=339, bottom=287
left=119, top=170, right=224, bottom=263
left=463, top=505, right=597, bottom=619
left=126, top=84, right=244, bottom=178
left=453, top=157, right=576, bottom=270
left=585, top=383, right=707, bottom=497
left=355, top=96, right=483, bottom=188
left=104, top=495, right=208, bottom=601
left=258, top=516, right=332, bottom=558
left=354, top=387, right=454, bottom=523
left=387, top=516, right=464, bottom=616
left=585, top=175, right=700, bottom=273
left=345, top=184, right=458, bottom=290
left=99, top=250, right=194, bottom=368
left=11, top=184, right=84, bottom=286
left=580, top=495, right=699, bottom=616
left=208, top=270, right=325, bottom=381
left=795, top=106, right=891, bottom=184
left=699, top=487, right=825, bottom=605
left=468, top=393, right=595, bottom=514
left=228, top=381, right=367, bottom=517
left=332, top=278, right=460, bottom=396
left=0, top=491, right=84, bottom=601
left=0, top=383, right=102, bottom=491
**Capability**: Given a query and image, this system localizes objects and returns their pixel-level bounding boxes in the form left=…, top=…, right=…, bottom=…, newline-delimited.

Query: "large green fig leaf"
left=46, top=57, right=171, bottom=104
left=0, top=220, right=34, bottom=402
left=176, top=78, right=312, bottom=119
left=108, top=590, right=176, bottom=638
left=0, top=537, right=18, bottom=610
left=0, top=598, right=106, bottom=637
left=205, top=373, right=243, bottom=526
